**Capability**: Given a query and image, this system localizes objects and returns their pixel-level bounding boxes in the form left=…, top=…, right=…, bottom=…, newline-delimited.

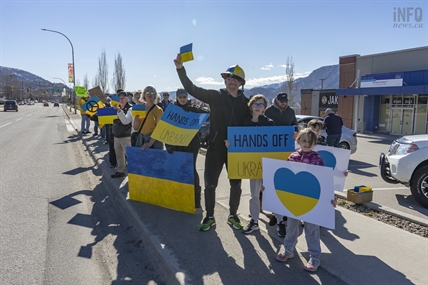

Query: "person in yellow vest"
left=78, top=95, right=91, bottom=134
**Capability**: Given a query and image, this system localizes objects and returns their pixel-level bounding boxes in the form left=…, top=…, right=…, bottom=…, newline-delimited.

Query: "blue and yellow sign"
left=227, top=126, right=295, bottom=179
left=97, top=108, right=118, bottom=125
left=151, top=104, right=209, bottom=146
left=126, top=147, right=195, bottom=214
left=81, top=96, right=105, bottom=115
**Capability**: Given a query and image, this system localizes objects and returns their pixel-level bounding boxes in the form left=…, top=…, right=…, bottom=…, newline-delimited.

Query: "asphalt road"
left=344, top=134, right=428, bottom=220
left=0, top=104, right=165, bottom=285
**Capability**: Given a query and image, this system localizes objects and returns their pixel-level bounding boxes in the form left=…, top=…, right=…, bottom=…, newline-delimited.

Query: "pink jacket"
left=287, top=150, right=324, bottom=166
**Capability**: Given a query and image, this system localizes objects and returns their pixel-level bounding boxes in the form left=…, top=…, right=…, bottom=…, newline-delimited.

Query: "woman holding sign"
left=134, top=86, right=164, bottom=150
left=166, top=88, right=209, bottom=208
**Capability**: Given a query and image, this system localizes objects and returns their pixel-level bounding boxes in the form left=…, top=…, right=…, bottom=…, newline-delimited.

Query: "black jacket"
left=112, top=102, right=132, bottom=138
left=242, top=115, right=275, bottom=127
left=264, top=102, right=297, bottom=126
left=177, top=67, right=250, bottom=146
left=324, top=113, right=343, bottom=135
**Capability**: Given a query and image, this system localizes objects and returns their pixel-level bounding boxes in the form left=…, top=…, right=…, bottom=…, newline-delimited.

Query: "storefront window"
left=414, top=95, right=428, bottom=134
left=379, top=95, right=390, bottom=131
left=392, top=95, right=402, bottom=107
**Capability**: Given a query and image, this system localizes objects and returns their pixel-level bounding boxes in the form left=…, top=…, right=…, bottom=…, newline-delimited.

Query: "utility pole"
left=320, top=78, right=325, bottom=90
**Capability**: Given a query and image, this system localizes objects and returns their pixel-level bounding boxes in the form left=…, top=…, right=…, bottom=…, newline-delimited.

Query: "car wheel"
left=339, top=141, right=350, bottom=150
left=410, top=165, right=428, bottom=209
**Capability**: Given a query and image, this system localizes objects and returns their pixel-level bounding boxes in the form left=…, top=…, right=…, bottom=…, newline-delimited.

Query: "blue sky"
left=1, top=1, right=427, bottom=93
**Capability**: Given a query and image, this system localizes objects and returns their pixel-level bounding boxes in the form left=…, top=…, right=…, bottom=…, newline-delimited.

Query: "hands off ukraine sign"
left=227, top=126, right=295, bottom=179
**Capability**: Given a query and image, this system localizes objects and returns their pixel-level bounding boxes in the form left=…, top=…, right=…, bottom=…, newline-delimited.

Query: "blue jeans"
left=81, top=115, right=90, bottom=132
left=100, top=125, right=106, bottom=139
left=327, top=134, right=341, bottom=148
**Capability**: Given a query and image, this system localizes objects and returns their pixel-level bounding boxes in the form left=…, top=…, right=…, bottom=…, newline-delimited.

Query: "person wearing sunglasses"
left=174, top=54, right=250, bottom=232
left=133, top=85, right=164, bottom=150
left=165, top=88, right=209, bottom=208
left=161, top=91, right=172, bottom=110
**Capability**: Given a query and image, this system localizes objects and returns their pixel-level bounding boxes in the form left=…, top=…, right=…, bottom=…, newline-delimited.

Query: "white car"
left=379, top=134, right=428, bottom=208
left=296, top=115, right=357, bottom=154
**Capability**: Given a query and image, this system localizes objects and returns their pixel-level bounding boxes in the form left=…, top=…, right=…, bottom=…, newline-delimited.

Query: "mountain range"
left=0, top=64, right=339, bottom=104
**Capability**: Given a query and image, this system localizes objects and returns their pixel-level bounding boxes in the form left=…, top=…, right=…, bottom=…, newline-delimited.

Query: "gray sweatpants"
left=249, top=179, right=262, bottom=222
left=283, top=217, right=321, bottom=260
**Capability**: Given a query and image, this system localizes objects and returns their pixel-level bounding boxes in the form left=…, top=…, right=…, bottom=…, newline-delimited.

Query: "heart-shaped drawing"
left=274, top=168, right=320, bottom=216
left=318, top=150, right=337, bottom=169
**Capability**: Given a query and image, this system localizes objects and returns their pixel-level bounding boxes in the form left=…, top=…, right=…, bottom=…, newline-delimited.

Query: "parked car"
left=198, top=116, right=210, bottom=147
left=53, top=102, right=59, bottom=107
left=4, top=100, right=18, bottom=112
left=43, top=102, right=49, bottom=107
left=296, top=115, right=357, bottom=154
left=28, top=101, right=34, bottom=105
left=379, top=134, right=428, bottom=208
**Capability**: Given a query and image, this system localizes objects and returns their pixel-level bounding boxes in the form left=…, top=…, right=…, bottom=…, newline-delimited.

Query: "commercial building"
left=301, top=46, right=428, bottom=135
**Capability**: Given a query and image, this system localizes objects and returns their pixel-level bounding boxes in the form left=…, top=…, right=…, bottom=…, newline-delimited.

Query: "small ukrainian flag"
left=97, top=108, right=118, bottom=125
left=132, top=104, right=146, bottom=118
left=111, top=95, right=120, bottom=108
left=180, top=43, right=194, bottom=63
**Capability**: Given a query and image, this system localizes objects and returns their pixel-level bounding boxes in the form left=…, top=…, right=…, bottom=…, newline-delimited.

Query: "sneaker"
left=110, top=171, right=125, bottom=178
left=242, top=219, right=259, bottom=234
left=276, top=248, right=294, bottom=262
left=86, top=130, right=91, bottom=133
left=227, top=215, right=243, bottom=230
left=199, top=217, right=216, bottom=231
left=277, top=221, right=286, bottom=237
left=304, top=257, right=321, bottom=272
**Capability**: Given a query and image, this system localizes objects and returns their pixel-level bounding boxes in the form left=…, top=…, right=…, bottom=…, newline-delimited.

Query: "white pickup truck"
left=379, top=134, right=428, bottom=208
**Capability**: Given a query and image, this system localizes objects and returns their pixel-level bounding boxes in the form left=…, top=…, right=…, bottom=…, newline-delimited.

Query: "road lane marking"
left=16, top=118, right=23, bottom=121
left=0, top=122, right=11, bottom=128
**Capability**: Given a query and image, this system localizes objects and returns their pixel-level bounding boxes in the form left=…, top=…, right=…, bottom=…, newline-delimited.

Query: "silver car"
left=296, top=115, right=357, bottom=154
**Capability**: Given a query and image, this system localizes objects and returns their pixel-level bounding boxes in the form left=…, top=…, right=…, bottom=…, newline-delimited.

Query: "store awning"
left=336, top=85, right=428, bottom=96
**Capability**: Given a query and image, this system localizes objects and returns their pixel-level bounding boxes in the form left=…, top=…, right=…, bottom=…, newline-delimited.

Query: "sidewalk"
left=64, top=106, right=427, bottom=285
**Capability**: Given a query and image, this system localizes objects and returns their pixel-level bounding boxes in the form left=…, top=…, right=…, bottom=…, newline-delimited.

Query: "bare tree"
left=285, top=56, right=295, bottom=107
left=97, top=49, right=109, bottom=94
left=83, top=74, right=89, bottom=90
left=111, top=53, right=126, bottom=92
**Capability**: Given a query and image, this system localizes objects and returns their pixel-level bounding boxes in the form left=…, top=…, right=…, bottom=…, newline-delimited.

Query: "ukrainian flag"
left=151, top=104, right=209, bottom=146
left=97, top=108, right=118, bottom=125
left=132, top=104, right=146, bottom=118
left=126, top=147, right=195, bottom=214
left=227, top=126, right=295, bottom=179
left=111, top=95, right=120, bottom=108
left=82, top=96, right=105, bottom=115
left=180, top=43, right=194, bottom=63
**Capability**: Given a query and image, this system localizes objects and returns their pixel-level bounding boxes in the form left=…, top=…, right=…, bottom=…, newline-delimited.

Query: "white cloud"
left=195, top=77, right=224, bottom=85
left=246, top=75, right=287, bottom=86
left=261, top=63, right=274, bottom=70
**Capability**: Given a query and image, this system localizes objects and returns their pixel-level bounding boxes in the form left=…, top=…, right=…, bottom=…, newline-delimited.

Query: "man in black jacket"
left=111, top=91, right=132, bottom=178
left=174, top=54, right=250, bottom=231
left=324, top=108, right=343, bottom=147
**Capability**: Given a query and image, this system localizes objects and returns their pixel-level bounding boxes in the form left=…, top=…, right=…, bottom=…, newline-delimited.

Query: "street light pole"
left=41, top=28, right=77, bottom=114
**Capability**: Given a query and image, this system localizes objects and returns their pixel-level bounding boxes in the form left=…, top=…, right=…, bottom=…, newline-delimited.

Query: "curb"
left=334, top=191, right=428, bottom=227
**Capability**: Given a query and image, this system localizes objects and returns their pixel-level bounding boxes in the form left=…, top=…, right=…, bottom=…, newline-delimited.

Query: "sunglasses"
left=252, top=103, right=264, bottom=108
left=144, top=91, right=156, bottom=95
left=163, top=94, right=169, bottom=97
left=226, top=76, right=241, bottom=83
left=178, top=96, right=187, bottom=99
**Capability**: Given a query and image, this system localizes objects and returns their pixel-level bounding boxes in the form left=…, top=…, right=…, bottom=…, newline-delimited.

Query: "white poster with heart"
left=313, top=145, right=350, bottom=192
left=262, top=158, right=335, bottom=229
